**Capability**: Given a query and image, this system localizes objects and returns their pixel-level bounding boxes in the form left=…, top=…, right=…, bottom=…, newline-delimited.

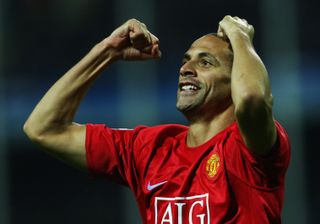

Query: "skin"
left=176, top=34, right=235, bottom=147
left=178, top=36, right=234, bottom=115
left=220, top=16, right=276, bottom=155
left=23, top=19, right=161, bottom=171
left=177, top=35, right=233, bottom=115
left=23, top=16, right=277, bottom=173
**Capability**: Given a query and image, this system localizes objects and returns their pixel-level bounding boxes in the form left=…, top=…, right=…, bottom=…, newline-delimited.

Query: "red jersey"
left=86, top=121, right=290, bottom=224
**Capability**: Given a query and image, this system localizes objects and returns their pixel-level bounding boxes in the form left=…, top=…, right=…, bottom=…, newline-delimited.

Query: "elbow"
left=23, top=120, right=31, bottom=138
left=23, top=120, right=45, bottom=144
left=235, top=91, right=273, bottom=118
left=23, top=120, right=36, bottom=142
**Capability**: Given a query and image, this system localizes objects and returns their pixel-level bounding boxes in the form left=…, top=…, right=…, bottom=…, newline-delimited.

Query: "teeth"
left=181, top=85, right=198, bottom=91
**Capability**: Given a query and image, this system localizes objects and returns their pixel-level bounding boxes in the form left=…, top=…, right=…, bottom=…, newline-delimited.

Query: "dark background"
left=0, top=0, right=319, bottom=223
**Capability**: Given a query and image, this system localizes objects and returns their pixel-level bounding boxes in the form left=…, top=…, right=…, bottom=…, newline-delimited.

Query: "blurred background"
left=0, top=0, right=319, bottom=223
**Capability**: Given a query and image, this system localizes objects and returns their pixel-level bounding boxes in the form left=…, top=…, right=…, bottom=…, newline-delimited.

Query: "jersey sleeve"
left=225, top=121, right=291, bottom=189
left=85, top=124, right=142, bottom=187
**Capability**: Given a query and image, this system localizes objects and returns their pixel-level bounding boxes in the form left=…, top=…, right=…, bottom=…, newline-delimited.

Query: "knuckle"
left=141, top=22, right=147, bottom=28
left=128, top=18, right=138, bottom=24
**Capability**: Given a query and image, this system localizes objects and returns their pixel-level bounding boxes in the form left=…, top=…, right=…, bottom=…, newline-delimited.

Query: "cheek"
left=207, top=77, right=231, bottom=98
left=216, top=82, right=231, bottom=99
left=201, top=71, right=231, bottom=98
left=205, top=76, right=221, bottom=94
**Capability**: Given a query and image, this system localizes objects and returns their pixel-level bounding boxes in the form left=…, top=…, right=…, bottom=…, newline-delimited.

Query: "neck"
left=186, top=104, right=235, bottom=147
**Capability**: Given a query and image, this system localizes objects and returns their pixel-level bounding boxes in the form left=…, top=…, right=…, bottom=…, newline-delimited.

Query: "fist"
left=104, top=19, right=161, bottom=61
left=217, top=16, right=254, bottom=42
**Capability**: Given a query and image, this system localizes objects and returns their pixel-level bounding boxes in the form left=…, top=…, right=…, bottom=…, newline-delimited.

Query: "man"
left=24, top=16, right=290, bottom=223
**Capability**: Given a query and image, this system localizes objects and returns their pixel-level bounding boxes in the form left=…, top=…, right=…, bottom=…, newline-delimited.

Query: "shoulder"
left=140, top=124, right=188, bottom=134
left=86, top=123, right=188, bottom=144
left=225, top=120, right=291, bottom=172
left=134, top=124, right=188, bottom=141
left=223, top=120, right=290, bottom=188
left=228, top=120, right=290, bottom=151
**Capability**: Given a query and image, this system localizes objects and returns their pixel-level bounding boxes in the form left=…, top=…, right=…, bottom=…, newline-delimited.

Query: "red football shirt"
left=86, top=121, right=290, bottom=224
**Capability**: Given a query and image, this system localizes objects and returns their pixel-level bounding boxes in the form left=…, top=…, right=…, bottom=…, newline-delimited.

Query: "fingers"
left=112, top=19, right=160, bottom=60
left=127, top=19, right=158, bottom=50
left=123, top=44, right=161, bottom=61
left=108, top=18, right=161, bottom=61
left=124, top=19, right=161, bottom=59
left=217, top=26, right=227, bottom=40
left=145, top=33, right=161, bottom=58
left=217, top=15, right=254, bottom=41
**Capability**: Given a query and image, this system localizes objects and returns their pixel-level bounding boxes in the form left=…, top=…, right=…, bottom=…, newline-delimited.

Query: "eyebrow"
left=183, top=52, right=220, bottom=65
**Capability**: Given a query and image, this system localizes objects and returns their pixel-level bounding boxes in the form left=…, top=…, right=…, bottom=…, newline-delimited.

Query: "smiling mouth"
left=179, top=81, right=201, bottom=94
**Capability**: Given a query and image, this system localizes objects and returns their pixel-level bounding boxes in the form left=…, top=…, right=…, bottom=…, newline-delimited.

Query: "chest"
left=136, top=139, right=234, bottom=223
left=138, top=138, right=229, bottom=199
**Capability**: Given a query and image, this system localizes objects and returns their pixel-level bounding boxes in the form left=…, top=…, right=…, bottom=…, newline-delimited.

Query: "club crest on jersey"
left=205, top=153, right=220, bottom=178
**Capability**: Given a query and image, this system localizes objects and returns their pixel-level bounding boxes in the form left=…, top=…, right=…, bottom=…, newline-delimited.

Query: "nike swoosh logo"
left=147, top=180, right=168, bottom=191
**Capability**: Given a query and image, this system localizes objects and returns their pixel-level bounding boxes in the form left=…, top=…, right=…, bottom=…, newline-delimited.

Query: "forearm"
left=24, top=40, right=115, bottom=139
left=229, top=31, right=272, bottom=110
left=217, top=16, right=276, bottom=154
left=25, top=18, right=161, bottom=138
left=229, top=30, right=276, bottom=153
left=23, top=19, right=160, bottom=170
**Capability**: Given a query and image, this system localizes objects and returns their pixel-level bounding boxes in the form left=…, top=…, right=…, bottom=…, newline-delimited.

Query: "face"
left=176, top=34, right=233, bottom=118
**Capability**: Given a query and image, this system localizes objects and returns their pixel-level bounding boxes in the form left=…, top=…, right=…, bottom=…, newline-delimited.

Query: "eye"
left=199, top=58, right=212, bottom=67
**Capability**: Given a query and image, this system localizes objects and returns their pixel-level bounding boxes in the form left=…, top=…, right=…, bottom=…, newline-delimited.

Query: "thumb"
left=151, top=44, right=162, bottom=58
left=122, top=47, right=160, bottom=61
left=139, top=44, right=161, bottom=59
left=217, top=25, right=227, bottom=40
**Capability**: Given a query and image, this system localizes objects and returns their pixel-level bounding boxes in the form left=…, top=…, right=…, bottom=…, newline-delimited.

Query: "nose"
left=179, top=61, right=196, bottom=77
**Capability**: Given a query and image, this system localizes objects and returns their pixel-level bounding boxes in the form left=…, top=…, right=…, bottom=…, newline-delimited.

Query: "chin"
left=176, top=103, right=198, bottom=115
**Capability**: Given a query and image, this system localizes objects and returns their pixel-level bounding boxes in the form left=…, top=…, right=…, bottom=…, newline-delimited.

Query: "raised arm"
left=23, top=19, right=161, bottom=171
left=218, top=16, right=276, bottom=155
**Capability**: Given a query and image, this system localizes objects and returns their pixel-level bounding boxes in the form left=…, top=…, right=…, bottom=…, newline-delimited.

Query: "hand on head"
left=104, top=18, right=161, bottom=61
left=217, top=15, right=255, bottom=42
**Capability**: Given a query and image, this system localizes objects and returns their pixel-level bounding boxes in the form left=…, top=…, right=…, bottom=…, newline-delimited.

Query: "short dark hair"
left=205, top=32, right=233, bottom=65
left=206, top=32, right=232, bottom=51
